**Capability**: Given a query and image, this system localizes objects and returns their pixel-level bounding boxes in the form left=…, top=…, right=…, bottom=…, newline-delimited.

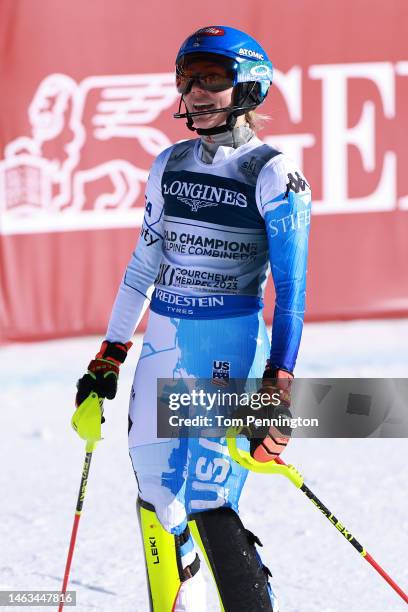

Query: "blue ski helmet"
left=176, top=26, right=273, bottom=103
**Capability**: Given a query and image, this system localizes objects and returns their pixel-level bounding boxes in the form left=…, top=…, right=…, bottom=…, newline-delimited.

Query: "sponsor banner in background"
left=1, top=63, right=407, bottom=235
left=1, top=0, right=408, bottom=340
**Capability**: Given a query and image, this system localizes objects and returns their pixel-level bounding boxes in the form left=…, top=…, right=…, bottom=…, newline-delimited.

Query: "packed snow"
left=0, top=318, right=407, bottom=611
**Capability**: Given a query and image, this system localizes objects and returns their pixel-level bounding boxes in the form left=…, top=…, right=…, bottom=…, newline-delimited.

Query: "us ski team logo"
left=0, top=72, right=179, bottom=235
left=212, top=360, right=231, bottom=386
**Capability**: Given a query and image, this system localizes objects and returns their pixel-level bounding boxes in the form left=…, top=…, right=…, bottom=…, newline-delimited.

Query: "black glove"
left=247, top=364, right=294, bottom=463
left=76, top=340, right=132, bottom=407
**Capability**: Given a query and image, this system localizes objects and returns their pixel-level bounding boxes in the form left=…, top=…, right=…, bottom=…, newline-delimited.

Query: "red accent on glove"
left=95, top=340, right=133, bottom=364
left=252, top=428, right=290, bottom=463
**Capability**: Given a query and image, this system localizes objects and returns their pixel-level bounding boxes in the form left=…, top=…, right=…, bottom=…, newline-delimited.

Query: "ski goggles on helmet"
left=176, top=53, right=235, bottom=94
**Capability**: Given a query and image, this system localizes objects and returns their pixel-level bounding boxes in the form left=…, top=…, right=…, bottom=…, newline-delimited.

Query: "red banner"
left=1, top=0, right=408, bottom=341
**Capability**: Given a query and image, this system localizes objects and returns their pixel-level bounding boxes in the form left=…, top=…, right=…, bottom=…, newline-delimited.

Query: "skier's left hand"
left=247, top=366, right=293, bottom=463
left=75, top=340, right=132, bottom=407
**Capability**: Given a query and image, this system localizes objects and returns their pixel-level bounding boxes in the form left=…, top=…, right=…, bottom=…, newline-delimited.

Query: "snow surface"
left=0, top=318, right=407, bottom=612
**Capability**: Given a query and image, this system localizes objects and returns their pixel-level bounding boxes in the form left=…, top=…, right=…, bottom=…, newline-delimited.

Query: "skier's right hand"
left=75, top=340, right=132, bottom=407
left=246, top=366, right=293, bottom=463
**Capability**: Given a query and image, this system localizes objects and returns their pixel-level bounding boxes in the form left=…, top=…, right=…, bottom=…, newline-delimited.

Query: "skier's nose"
left=191, top=77, right=211, bottom=94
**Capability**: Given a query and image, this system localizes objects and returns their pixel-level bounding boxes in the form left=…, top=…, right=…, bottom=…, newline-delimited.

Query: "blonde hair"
left=245, top=110, right=270, bottom=132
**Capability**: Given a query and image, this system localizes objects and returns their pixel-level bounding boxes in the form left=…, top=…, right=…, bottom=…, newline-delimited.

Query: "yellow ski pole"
left=58, top=392, right=103, bottom=611
left=227, top=430, right=408, bottom=605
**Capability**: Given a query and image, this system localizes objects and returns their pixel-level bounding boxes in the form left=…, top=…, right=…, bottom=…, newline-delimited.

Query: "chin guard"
left=174, top=82, right=262, bottom=134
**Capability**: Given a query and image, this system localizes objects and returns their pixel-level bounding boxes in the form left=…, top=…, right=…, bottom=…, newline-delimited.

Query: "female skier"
left=76, top=25, right=311, bottom=611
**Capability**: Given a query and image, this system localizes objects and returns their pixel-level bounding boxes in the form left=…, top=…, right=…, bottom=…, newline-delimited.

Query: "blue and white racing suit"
left=106, top=136, right=311, bottom=608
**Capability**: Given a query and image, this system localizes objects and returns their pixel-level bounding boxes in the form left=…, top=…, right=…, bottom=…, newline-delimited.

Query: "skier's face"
left=179, top=59, right=235, bottom=130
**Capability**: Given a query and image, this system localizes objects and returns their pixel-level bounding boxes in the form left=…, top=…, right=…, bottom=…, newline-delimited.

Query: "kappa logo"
left=284, top=172, right=310, bottom=198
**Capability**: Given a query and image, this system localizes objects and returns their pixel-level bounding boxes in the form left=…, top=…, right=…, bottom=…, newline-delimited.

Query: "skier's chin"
left=193, top=113, right=228, bottom=131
